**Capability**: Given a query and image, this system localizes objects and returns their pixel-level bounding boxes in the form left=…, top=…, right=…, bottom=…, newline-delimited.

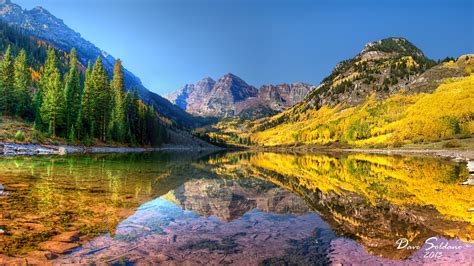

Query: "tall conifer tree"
left=0, top=45, right=15, bottom=115
left=91, top=56, right=112, bottom=141
left=81, top=62, right=94, bottom=137
left=110, top=59, right=126, bottom=142
left=13, top=49, right=31, bottom=117
left=64, top=48, right=81, bottom=138
left=40, top=48, right=63, bottom=137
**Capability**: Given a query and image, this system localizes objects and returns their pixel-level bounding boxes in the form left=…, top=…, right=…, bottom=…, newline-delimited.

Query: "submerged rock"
left=155, top=254, right=172, bottom=262
left=38, top=241, right=79, bottom=254
left=27, top=250, right=58, bottom=260
left=52, top=231, right=80, bottom=243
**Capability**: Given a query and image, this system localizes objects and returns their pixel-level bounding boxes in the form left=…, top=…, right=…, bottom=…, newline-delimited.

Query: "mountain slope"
left=249, top=38, right=474, bottom=147
left=304, top=37, right=436, bottom=109
left=0, top=0, right=201, bottom=128
left=166, top=73, right=313, bottom=118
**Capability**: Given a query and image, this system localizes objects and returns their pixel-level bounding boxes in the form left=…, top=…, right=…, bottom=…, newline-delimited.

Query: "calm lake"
left=0, top=151, right=473, bottom=265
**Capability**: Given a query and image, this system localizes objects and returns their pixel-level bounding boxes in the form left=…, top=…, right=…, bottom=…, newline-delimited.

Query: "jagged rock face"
left=166, top=77, right=216, bottom=110
left=0, top=1, right=199, bottom=127
left=166, top=74, right=312, bottom=118
left=204, top=73, right=258, bottom=117
left=359, top=37, right=425, bottom=60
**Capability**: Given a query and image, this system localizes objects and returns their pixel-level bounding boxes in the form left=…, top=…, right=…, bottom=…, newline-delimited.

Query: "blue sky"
left=14, top=0, right=474, bottom=95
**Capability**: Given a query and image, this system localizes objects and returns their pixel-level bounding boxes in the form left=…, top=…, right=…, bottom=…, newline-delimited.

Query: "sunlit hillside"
left=250, top=66, right=474, bottom=147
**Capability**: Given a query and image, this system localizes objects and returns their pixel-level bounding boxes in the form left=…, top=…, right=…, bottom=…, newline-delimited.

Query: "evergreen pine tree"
left=91, top=56, right=112, bottom=141
left=110, top=59, right=126, bottom=142
left=13, top=49, right=31, bottom=118
left=0, top=45, right=15, bottom=115
left=81, top=62, right=94, bottom=137
left=40, top=48, right=64, bottom=137
left=33, top=85, right=43, bottom=130
left=131, top=89, right=140, bottom=143
left=124, top=91, right=135, bottom=144
left=64, top=48, right=81, bottom=137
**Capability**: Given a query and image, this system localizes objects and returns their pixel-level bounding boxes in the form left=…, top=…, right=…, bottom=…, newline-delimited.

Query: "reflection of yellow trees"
left=251, top=75, right=474, bottom=146
left=34, top=184, right=57, bottom=214
left=108, top=171, right=122, bottom=204
left=134, top=181, right=154, bottom=198
left=247, top=153, right=473, bottom=224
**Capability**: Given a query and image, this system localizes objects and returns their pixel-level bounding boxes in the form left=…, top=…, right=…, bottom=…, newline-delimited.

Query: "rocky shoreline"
left=0, top=142, right=221, bottom=156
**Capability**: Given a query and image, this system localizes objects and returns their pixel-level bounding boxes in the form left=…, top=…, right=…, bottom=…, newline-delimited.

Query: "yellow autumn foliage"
left=390, top=76, right=474, bottom=142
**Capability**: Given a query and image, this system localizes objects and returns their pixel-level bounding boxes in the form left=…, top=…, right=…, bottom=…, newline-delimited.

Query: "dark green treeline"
left=0, top=46, right=167, bottom=146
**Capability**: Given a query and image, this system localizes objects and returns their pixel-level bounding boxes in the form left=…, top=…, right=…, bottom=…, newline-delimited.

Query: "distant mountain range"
left=166, top=73, right=313, bottom=118
left=0, top=0, right=201, bottom=128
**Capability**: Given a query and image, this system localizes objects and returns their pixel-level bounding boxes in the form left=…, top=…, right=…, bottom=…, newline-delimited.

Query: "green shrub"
left=15, top=131, right=25, bottom=142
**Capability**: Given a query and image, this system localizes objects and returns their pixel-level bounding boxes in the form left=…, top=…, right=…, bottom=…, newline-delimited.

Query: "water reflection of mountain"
left=169, top=178, right=310, bottom=222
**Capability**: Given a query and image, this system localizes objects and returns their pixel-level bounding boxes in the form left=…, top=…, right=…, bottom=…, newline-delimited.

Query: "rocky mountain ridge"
left=166, top=73, right=313, bottom=118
